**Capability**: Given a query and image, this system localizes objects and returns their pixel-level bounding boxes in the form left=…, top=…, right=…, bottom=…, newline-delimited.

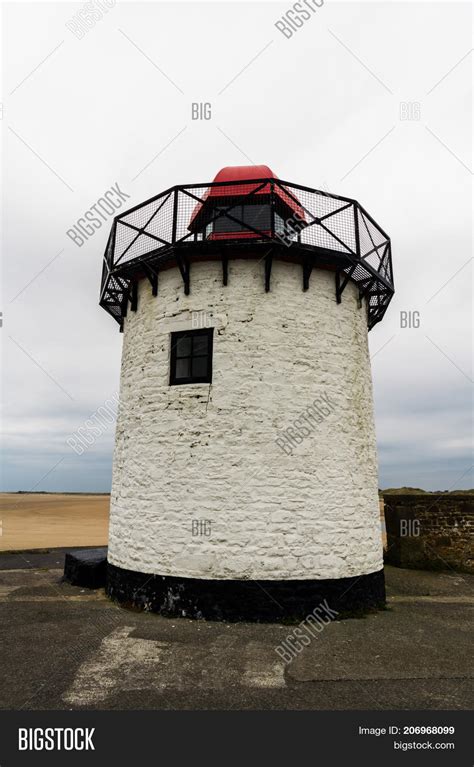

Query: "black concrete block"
left=63, top=548, right=107, bottom=589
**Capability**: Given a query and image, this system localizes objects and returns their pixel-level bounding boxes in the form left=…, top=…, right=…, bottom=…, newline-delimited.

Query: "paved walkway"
left=0, top=551, right=472, bottom=710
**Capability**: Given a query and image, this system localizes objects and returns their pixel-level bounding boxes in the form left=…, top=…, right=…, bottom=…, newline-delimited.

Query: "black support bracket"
left=222, top=257, right=228, bottom=286
left=121, top=290, right=129, bottom=318
left=335, top=268, right=355, bottom=304
left=144, top=266, right=158, bottom=297
left=303, top=261, right=313, bottom=291
left=264, top=251, right=273, bottom=292
left=176, top=256, right=190, bottom=295
left=130, top=281, right=138, bottom=312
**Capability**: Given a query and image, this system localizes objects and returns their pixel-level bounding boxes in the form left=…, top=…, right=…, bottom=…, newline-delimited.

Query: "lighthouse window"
left=243, top=204, right=271, bottom=230
left=213, top=203, right=271, bottom=234
left=214, top=206, right=244, bottom=233
left=170, top=328, right=213, bottom=385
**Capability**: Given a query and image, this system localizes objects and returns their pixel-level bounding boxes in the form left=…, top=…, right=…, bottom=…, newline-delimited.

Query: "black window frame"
left=169, top=328, right=214, bottom=386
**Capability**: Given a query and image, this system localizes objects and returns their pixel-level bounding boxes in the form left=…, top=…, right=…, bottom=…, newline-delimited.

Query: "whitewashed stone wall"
left=108, top=259, right=383, bottom=580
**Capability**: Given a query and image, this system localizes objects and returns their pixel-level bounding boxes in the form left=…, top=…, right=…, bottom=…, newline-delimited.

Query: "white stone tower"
left=100, top=166, right=394, bottom=620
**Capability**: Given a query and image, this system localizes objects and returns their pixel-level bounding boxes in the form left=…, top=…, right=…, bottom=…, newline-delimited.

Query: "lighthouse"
left=100, top=166, right=394, bottom=621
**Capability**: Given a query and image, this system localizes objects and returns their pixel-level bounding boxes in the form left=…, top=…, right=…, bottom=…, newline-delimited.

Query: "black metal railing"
left=100, top=178, right=394, bottom=330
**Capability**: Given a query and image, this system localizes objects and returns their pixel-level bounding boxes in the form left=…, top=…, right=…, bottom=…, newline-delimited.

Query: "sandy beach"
left=0, top=494, right=109, bottom=552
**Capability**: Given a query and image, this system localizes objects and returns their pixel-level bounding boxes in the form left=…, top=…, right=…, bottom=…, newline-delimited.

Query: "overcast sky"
left=1, top=0, right=472, bottom=493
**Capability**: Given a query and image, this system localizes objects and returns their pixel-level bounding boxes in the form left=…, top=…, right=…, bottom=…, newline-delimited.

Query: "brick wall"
left=383, top=493, right=473, bottom=574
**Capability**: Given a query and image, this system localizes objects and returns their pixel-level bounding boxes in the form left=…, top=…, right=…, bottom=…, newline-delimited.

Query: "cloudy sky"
left=1, top=0, right=472, bottom=492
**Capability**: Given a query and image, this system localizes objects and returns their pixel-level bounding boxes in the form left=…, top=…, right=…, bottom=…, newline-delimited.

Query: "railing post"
left=172, top=188, right=179, bottom=244
left=105, top=220, right=117, bottom=270
left=354, top=202, right=360, bottom=260
left=270, top=179, right=275, bottom=239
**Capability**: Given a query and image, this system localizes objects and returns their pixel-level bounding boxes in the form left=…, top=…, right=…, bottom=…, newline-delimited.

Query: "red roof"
left=189, top=166, right=305, bottom=229
left=213, top=164, right=276, bottom=187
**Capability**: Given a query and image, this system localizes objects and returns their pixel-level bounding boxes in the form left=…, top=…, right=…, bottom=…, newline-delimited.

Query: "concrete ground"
left=0, top=550, right=472, bottom=710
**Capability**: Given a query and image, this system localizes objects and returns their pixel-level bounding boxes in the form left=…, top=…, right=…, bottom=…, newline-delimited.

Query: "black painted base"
left=106, top=563, right=385, bottom=622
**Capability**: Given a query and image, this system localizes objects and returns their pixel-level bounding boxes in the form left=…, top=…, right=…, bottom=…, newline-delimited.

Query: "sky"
left=1, top=0, right=472, bottom=492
